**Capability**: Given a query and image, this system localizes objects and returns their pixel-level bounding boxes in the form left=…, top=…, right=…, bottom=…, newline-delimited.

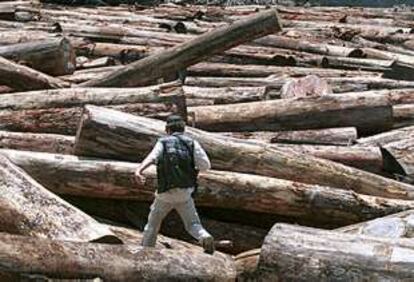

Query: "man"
left=135, top=115, right=215, bottom=254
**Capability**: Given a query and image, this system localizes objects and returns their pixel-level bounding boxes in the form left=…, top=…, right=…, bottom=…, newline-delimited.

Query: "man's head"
left=165, top=115, right=185, bottom=134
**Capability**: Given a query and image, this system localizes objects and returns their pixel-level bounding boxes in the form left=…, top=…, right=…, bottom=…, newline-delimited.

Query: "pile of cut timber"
left=1, top=0, right=414, bottom=280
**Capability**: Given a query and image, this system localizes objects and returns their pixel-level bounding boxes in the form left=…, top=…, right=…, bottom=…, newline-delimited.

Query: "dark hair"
left=166, top=115, right=185, bottom=133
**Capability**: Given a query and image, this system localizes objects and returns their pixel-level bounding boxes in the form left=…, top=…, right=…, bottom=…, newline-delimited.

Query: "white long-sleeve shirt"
left=141, top=135, right=211, bottom=202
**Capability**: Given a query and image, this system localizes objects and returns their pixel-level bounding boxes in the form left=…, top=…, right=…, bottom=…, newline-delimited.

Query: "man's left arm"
left=135, top=141, right=163, bottom=184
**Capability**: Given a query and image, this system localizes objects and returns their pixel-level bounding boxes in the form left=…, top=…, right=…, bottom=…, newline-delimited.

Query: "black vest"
left=156, top=134, right=197, bottom=193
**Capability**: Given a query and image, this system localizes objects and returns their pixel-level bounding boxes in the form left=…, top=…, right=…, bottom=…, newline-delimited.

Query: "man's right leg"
left=141, top=198, right=173, bottom=247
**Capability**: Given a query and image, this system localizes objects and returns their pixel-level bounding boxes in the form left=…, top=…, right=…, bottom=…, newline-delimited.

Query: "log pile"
left=1, top=0, right=414, bottom=280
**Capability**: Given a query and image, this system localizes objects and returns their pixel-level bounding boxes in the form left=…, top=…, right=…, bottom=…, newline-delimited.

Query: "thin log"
left=187, top=93, right=392, bottom=134
left=257, top=223, right=414, bottom=281
left=0, top=56, right=70, bottom=91
left=356, top=125, right=414, bottom=147
left=79, top=9, right=282, bottom=87
left=222, top=127, right=358, bottom=146
left=0, top=154, right=119, bottom=243
left=0, top=233, right=236, bottom=281
left=74, top=106, right=414, bottom=200
left=5, top=149, right=414, bottom=226
left=321, top=56, right=393, bottom=72
left=0, top=38, right=76, bottom=76
left=0, top=131, right=74, bottom=154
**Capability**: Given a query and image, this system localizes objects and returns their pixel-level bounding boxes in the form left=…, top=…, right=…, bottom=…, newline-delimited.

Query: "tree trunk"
left=0, top=131, right=74, bottom=154
left=4, top=149, right=414, bottom=226
left=0, top=154, right=119, bottom=243
left=393, top=104, right=414, bottom=128
left=0, top=38, right=76, bottom=76
left=79, top=9, right=282, bottom=87
left=74, top=106, right=414, bottom=200
left=355, top=125, right=414, bottom=147
left=183, top=86, right=267, bottom=105
left=0, top=233, right=236, bottom=281
left=257, top=223, right=414, bottom=281
left=382, top=138, right=414, bottom=178
left=222, top=127, right=358, bottom=146
left=0, top=84, right=186, bottom=134
left=187, top=93, right=392, bottom=134
left=0, top=56, right=70, bottom=91
left=321, top=56, right=393, bottom=72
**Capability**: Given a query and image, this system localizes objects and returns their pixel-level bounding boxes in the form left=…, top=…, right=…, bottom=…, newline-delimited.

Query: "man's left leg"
left=175, top=198, right=215, bottom=254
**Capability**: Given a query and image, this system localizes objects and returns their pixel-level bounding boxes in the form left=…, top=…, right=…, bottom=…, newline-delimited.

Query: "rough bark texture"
left=222, top=127, right=358, bottom=146
left=4, top=149, right=414, bottom=227
left=0, top=38, right=76, bottom=76
left=0, top=132, right=74, bottom=154
left=383, top=138, right=414, bottom=178
left=188, top=93, right=392, bottom=134
left=257, top=223, right=414, bottom=281
left=74, top=106, right=414, bottom=200
left=0, top=233, right=236, bottom=281
left=0, top=154, right=119, bottom=243
left=0, top=57, right=70, bottom=91
left=79, top=9, right=282, bottom=87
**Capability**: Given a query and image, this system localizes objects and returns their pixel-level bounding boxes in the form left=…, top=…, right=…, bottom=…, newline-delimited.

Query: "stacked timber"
left=1, top=1, right=414, bottom=280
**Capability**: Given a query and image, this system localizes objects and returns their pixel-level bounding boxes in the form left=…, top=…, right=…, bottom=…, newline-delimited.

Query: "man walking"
left=135, top=115, right=215, bottom=254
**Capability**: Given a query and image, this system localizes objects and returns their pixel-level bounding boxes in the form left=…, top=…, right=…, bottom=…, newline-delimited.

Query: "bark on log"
left=187, top=93, right=392, bottom=134
left=74, top=106, right=414, bottom=200
left=393, top=104, right=414, bottom=128
left=0, top=38, right=76, bottom=76
left=222, top=127, right=358, bottom=146
left=257, top=223, right=414, bottom=281
left=0, top=154, right=119, bottom=243
left=0, top=56, right=70, bottom=91
left=0, top=84, right=186, bottom=134
left=321, top=56, right=393, bottom=72
left=0, top=233, right=236, bottom=281
left=356, top=125, right=414, bottom=147
left=79, top=9, right=282, bottom=87
left=0, top=131, right=74, bottom=154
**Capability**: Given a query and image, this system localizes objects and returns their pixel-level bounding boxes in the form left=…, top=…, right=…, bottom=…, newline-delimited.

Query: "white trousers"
left=141, top=192, right=211, bottom=247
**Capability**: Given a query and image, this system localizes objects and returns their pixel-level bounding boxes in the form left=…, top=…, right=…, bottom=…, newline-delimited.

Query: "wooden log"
left=356, top=126, right=414, bottom=147
left=79, top=9, right=282, bottom=87
left=257, top=223, right=414, bottom=281
left=393, top=104, right=414, bottom=128
left=183, top=86, right=267, bottom=105
left=382, top=138, right=414, bottom=179
left=280, top=75, right=331, bottom=99
left=0, top=154, right=119, bottom=243
left=5, top=149, right=414, bottom=226
left=0, top=131, right=74, bottom=154
left=384, top=61, right=414, bottom=81
left=187, top=93, right=392, bottom=134
left=74, top=106, right=414, bottom=200
left=0, top=38, right=76, bottom=76
left=321, top=56, right=393, bottom=72
left=0, top=84, right=186, bottom=134
left=0, top=56, right=70, bottom=91
left=222, top=127, right=358, bottom=146
left=0, top=233, right=236, bottom=281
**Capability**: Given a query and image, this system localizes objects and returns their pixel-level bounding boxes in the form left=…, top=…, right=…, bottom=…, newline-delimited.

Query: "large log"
left=0, top=38, right=76, bottom=76
left=222, top=127, right=358, bottom=146
left=0, top=56, right=69, bottom=91
left=0, top=154, right=119, bottom=243
left=0, top=233, right=236, bottom=281
left=0, top=84, right=186, bottom=134
left=5, top=149, right=414, bottom=227
left=79, top=9, right=282, bottom=87
left=382, top=138, right=414, bottom=179
left=257, top=223, right=414, bottom=281
left=74, top=106, right=414, bottom=200
left=187, top=93, right=392, bottom=134
left=393, top=104, right=414, bottom=128
left=0, top=131, right=74, bottom=154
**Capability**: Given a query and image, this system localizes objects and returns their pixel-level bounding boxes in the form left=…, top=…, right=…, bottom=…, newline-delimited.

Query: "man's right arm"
left=193, top=140, right=211, bottom=172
